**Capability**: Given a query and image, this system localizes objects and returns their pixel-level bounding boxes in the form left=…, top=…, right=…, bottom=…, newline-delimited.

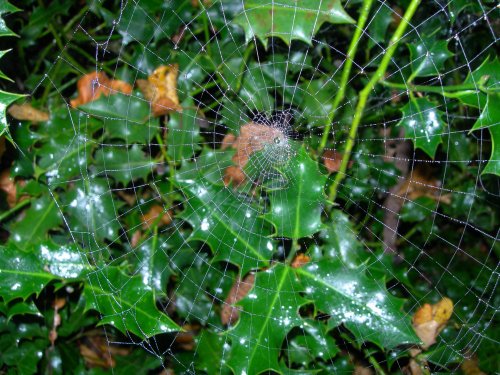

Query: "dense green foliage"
left=0, top=0, right=498, bottom=374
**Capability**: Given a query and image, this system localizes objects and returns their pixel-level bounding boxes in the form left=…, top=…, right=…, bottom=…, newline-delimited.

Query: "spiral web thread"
left=33, top=0, right=499, bottom=373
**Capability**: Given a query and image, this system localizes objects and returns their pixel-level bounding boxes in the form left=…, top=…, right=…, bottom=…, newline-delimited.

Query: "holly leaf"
left=133, top=236, right=173, bottom=296
left=0, top=300, right=40, bottom=320
left=470, top=93, right=500, bottom=176
left=0, top=244, right=54, bottom=302
left=167, top=99, right=201, bottom=163
left=78, top=92, right=151, bottom=123
left=263, top=146, right=327, bottom=239
left=9, top=195, right=62, bottom=250
left=408, top=39, right=453, bottom=78
left=0, top=1, right=20, bottom=37
left=93, top=144, right=154, bottom=185
left=397, top=97, right=446, bottom=158
left=0, top=241, right=86, bottom=302
left=83, top=266, right=181, bottom=339
left=175, top=176, right=275, bottom=275
left=458, top=56, right=500, bottom=109
left=235, top=0, right=354, bottom=47
left=225, top=264, right=307, bottom=374
left=300, top=78, right=336, bottom=127
left=296, top=259, right=420, bottom=348
left=0, top=90, right=25, bottom=136
left=62, top=178, right=122, bottom=243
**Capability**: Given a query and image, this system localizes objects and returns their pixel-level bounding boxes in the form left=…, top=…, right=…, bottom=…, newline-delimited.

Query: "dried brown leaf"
left=221, top=273, right=255, bottom=326
left=322, top=150, right=352, bottom=173
left=412, top=297, right=453, bottom=349
left=461, top=356, right=486, bottom=375
left=70, top=72, right=132, bottom=107
left=141, top=205, right=173, bottom=229
left=0, top=169, right=17, bottom=207
left=137, top=65, right=181, bottom=117
left=8, top=103, right=49, bottom=123
left=291, top=254, right=310, bottom=268
left=79, top=334, right=130, bottom=369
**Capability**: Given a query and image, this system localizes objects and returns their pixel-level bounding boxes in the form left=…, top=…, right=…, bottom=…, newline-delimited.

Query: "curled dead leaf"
left=221, top=273, right=255, bottom=326
left=0, top=169, right=17, bottom=207
left=291, top=254, right=310, bottom=268
left=70, top=71, right=132, bottom=107
left=322, top=150, right=353, bottom=174
left=79, top=333, right=130, bottom=369
left=8, top=103, right=49, bottom=123
left=141, top=205, right=173, bottom=229
left=412, top=297, right=453, bottom=349
left=136, top=65, right=181, bottom=117
left=223, top=122, right=286, bottom=187
left=398, top=167, right=451, bottom=204
left=461, top=356, right=486, bottom=375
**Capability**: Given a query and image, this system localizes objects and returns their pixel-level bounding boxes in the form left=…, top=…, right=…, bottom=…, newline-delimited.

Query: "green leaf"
left=195, top=331, right=226, bottom=375
left=34, top=109, right=101, bottom=184
left=0, top=90, right=25, bottom=136
left=286, top=320, right=340, bottom=366
left=367, top=4, right=392, bottom=47
left=78, top=92, right=151, bottom=124
left=397, top=97, right=446, bottom=158
left=83, top=266, right=181, bottom=339
left=0, top=50, right=13, bottom=81
left=470, top=93, right=500, bottom=176
left=175, top=176, right=275, bottom=275
left=318, top=210, right=367, bottom=268
left=0, top=244, right=55, bottom=302
left=457, top=57, right=500, bottom=109
left=234, top=0, right=354, bottom=47
left=263, top=146, right=327, bottom=239
left=94, top=144, right=154, bottom=185
left=0, top=1, right=20, bottom=38
left=62, top=178, right=122, bottom=243
left=133, top=236, right=172, bottom=296
left=408, top=39, right=453, bottom=78
left=167, top=99, right=201, bottom=163
left=9, top=195, right=62, bottom=250
left=300, top=78, right=336, bottom=127
left=296, top=259, right=420, bottom=349
left=0, top=300, right=40, bottom=320
left=225, top=264, right=307, bottom=374
left=103, top=118, right=158, bottom=144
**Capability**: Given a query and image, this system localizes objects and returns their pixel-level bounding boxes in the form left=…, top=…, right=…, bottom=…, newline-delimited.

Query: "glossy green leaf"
left=175, top=176, right=275, bottom=275
left=84, top=266, right=181, bottom=339
left=235, top=0, right=354, bottom=47
left=318, top=210, right=367, bottom=268
left=264, top=146, right=327, bottom=239
left=0, top=300, right=40, bottom=320
left=9, top=195, right=62, bottom=250
left=457, top=57, right=500, bottom=109
left=286, top=319, right=339, bottom=366
left=78, top=92, right=151, bottom=124
left=63, top=178, right=122, bottom=243
left=225, top=264, right=307, bottom=374
left=408, top=39, right=453, bottom=78
left=133, top=236, right=172, bottom=296
left=0, top=244, right=55, bottom=302
left=0, top=90, right=25, bottom=136
left=296, top=259, right=421, bottom=348
left=300, top=78, right=337, bottom=127
left=367, top=4, right=392, bottom=47
left=94, top=144, right=154, bottom=185
left=168, top=99, right=201, bottom=163
left=103, top=118, right=158, bottom=144
left=397, top=97, right=446, bottom=158
left=0, top=1, right=20, bottom=37
left=0, top=50, right=13, bottom=81
left=470, top=93, right=500, bottom=176
left=195, top=331, right=226, bottom=375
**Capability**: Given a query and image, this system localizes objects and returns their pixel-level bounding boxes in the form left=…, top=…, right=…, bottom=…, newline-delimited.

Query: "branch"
left=318, top=0, right=374, bottom=154
left=328, top=0, right=421, bottom=202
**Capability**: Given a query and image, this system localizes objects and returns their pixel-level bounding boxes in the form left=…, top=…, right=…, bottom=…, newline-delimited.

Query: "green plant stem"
left=382, top=80, right=492, bottom=95
left=366, top=351, right=388, bottom=375
left=0, top=198, right=33, bottom=223
left=318, top=0, right=374, bottom=154
left=328, top=0, right=421, bottom=203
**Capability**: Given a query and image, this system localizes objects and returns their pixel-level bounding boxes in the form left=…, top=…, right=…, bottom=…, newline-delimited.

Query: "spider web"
left=30, top=0, right=499, bottom=373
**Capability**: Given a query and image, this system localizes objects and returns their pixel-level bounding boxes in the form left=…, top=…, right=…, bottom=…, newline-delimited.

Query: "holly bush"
left=0, top=0, right=498, bottom=374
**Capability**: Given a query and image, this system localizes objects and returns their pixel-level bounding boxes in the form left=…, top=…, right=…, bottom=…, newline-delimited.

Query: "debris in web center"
left=70, top=71, right=132, bottom=107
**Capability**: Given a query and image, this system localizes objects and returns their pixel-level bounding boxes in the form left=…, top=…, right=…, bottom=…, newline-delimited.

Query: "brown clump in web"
left=223, top=121, right=288, bottom=187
